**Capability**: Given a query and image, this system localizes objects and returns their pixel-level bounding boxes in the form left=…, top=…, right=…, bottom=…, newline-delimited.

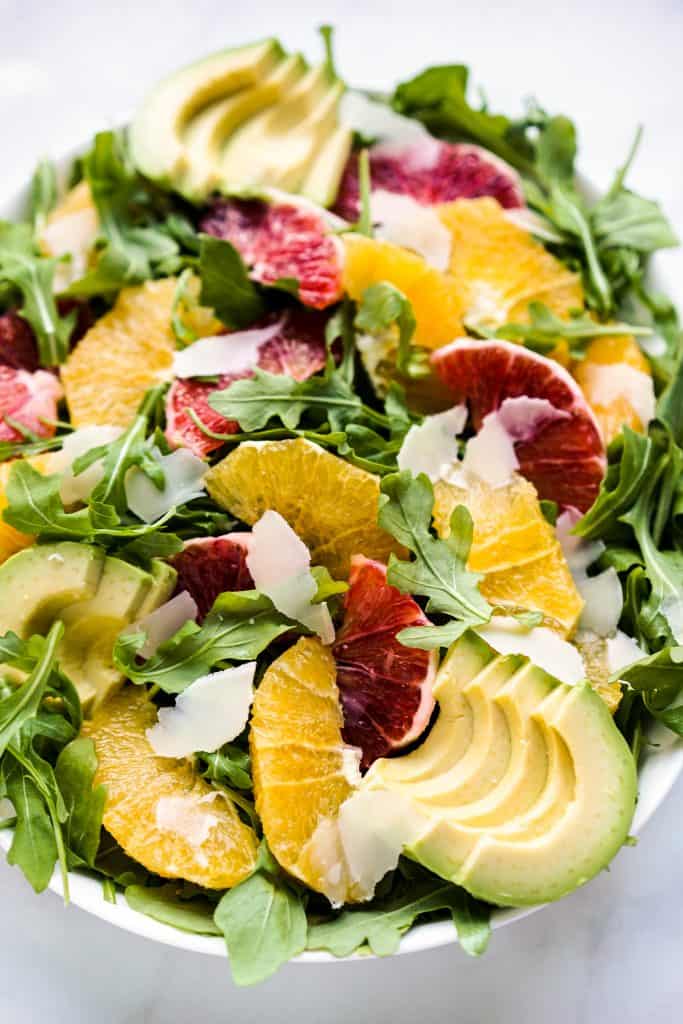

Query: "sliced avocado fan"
left=0, top=543, right=176, bottom=711
left=365, top=631, right=637, bottom=907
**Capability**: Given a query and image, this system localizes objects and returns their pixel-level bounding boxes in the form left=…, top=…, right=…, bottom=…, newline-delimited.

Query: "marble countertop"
left=1, top=1, right=683, bottom=1020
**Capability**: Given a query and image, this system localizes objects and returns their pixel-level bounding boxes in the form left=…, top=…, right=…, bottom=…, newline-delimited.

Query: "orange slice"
left=433, top=473, right=583, bottom=636
left=84, top=687, right=258, bottom=888
left=205, top=438, right=403, bottom=578
left=572, top=334, right=653, bottom=445
left=62, top=277, right=220, bottom=427
left=250, top=637, right=355, bottom=894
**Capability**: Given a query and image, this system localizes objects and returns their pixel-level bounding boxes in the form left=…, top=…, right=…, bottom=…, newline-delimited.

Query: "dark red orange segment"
left=431, top=339, right=606, bottom=511
left=332, top=555, right=436, bottom=771
left=169, top=533, right=253, bottom=621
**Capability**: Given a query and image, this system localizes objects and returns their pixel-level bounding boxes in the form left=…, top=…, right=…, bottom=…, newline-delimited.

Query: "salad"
left=0, top=27, right=681, bottom=986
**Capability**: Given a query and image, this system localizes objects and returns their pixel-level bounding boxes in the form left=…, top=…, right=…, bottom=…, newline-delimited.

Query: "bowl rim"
left=0, top=138, right=682, bottom=965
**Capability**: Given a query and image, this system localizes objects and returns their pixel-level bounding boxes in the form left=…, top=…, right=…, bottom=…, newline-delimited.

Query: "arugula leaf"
left=378, top=473, right=491, bottom=641
left=355, top=148, right=373, bottom=237
left=0, top=221, right=75, bottom=365
left=355, top=282, right=430, bottom=379
left=308, top=876, right=491, bottom=958
left=575, top=427, right=654, bottom=541
left=113, top=590, right=295, bottom=693
left=198, top=235, right=265, bottom=329
left=0, top=623, right=65, bottom=757
left=483, top=301, right=651, bottom=358
left=54, top=737, right=105, bottom=869
left=592, top=190, right=678, bottom=253
left=126, top=883, right=222, bottom=935
left=534, top=114, right=576, bottom=187
left=3, top=752, right=59, bottom=893
left=197, top=743, right=252, bottom=791
left=28, top=159, right=58, bottom=237
left=214, top=843, right=307, bottom=986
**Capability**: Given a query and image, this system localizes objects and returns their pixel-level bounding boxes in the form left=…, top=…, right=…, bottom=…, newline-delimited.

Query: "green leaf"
left=198, top=235, right=265, bottom=329
left=113, top=590, right=295, bottom=693
left=54, top=737, right=105, bottom=868
left=0, top=622, right=65, bottom=758
left=592, top=190, right=678, bottom=254
left=197, top=744, right=252, bottom=791
left=126, top=884, right=222, bottom=935
left=378, top=472, right=491, bottom=626
left=310, top=565, right=348, bottom=604
left=354, top=282, right=429, bottom=378
left=355, top=148, right=373, bottom=237
left=534, top=115, right=576, bottom=188
left=214, top=844, right=307, bottom=985
left=575, top=427, right=654, bottom=541
left=397, top=619, right=471, bottom=650
left=28, top=159, right=58, bottom=237
left=307, top=877, right=491, bottom=958
left=489, top=301, right=651, bottom=358
left=547, top=185, right=612, bottom=314
left=4, top=753, right=58, bottom=892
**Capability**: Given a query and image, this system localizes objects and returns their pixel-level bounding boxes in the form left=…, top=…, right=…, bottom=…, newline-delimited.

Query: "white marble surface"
left=2, top=0, right=683, bottom=1020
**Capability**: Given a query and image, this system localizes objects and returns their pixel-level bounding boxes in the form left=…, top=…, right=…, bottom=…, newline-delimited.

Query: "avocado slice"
left=129, top=38, right=284, bottom=187
left=220, top=62, right=345, bottom=193
left=364, top=631, right=637, bottom=907
left=300, top=124, right=353, bottom=208
left=180, top=53, right=307, bottom=200
left=135, top=560, right=178, bottom=618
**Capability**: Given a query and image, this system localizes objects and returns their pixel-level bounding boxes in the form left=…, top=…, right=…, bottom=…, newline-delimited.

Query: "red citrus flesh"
left=432, top=339, right=606, bottom=511
left=165, top=309, right=328, bottom=458
left=0, top=312, right=39, bottom=371
left=0, top=366, right=62, bottom=442
left=333, top=139, right=525, bottom=221
left=332, top=555, right=436, bottom=771
left=169, top=533, right=253, bottom=621
left=199, top=198, right=344, bottom=309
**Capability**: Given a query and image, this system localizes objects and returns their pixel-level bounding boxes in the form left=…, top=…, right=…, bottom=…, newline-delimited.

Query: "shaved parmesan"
left=125, top=448, right=207, bottom=524
left=556, top=508, right=605, bottom=574
left=147, top=662, right=256, bottom=758
left=0, top=797, right=14, bottom=821
left=53, top=425, right=124, bottom=505
left=606, top=629, right=646, bottom=675
left=371, top=190, right=452, bottom=270
left=246, top=510, right=334, bottom=644
left=587, top=363, right=656, bottom=428
left=128, top=590, right=199, bottom=659
left=477, top=616, right=586, bottom=685
left=397, top=405, right=466, bottom=481
left=41, top=205, right=99, bottom=290
left=172, top=321, right=283, bottom=379
left=577, top=568, right=623, bottom=637
left=339, top=91, right=430, bottom=148
left=154, top=792, right=220, bottom=850
left=497, top=396, right=570, bottom=442
left=461, top=412, right=519, bottom=488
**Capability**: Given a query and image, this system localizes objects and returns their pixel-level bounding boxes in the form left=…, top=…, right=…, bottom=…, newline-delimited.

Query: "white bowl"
left=1, top=142, right=682, bottom=964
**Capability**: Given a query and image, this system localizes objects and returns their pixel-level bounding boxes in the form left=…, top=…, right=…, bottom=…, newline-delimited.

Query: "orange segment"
left=84, top=687, right=258, bottom=889
left=205, top=438, right=404, bottom=578
left=62, top=277, right=220, bottom=427
left=342, top=233, right=465, bottom=349
left=438, top=197, right=583, bottom=347
left=250, top=637, right=354, bottom=893
left=433, top=474, right=583, bottom=636
left=573, top=334, right=652, bottom=445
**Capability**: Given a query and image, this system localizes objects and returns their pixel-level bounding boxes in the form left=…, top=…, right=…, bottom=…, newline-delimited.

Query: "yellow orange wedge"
left=432, top=473, right=583, bottom=636
left=438, top=197, right=583, bottom=360
left=250, top=637, right=356, bottom=896
left=83, top=687, right=258, bottom=888
left=205, top=438, right=403, bottom=578
left=62, top=277, right=220, bottom=428
left=572, top=334, right=653, bottom=445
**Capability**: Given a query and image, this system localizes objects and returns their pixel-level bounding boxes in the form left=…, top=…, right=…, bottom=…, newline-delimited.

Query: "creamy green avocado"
left=366, top=631, right=637, bottom=907
left=0, top=543, right=177, bottom=710
left=129, top=38, right=283, bottom=187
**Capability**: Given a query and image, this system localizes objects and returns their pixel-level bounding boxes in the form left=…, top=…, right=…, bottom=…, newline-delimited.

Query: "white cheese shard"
left=461, top=412, right=519, bottom=488
left=577, top=568, right=623, bottom=637
left=586, top=363, right=656, bottom=429
left=41, top=203, right=99, bottom=290
left=606, top=629, right=646, bottom=675
left=52, top=425, right=124, bottom=505
left=154, top=792, right=220, bottom=852
left=476, top=616, right=586, bottom=685
left=556, top=509, right=605, bottom=574
left=146, top=662, right=256, bottom=758
left=172, top=321, right=283, bottom=379
left=125, top=448, right=207, bottom=524
left=397, top=405, right=467, bottom=482
left=339, top=91, right=431, bottom=148
left=0, top=797, right=15, bottom=821
left=246, top=510, right=334, bottom=644
left=127, top=590, right=199, bottom=659
left=371, top=189, right=452, bottom=270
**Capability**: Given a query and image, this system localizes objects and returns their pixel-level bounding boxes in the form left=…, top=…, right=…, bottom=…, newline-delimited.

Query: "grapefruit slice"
left=169, top=533, right=253, bottom=620
left=572, top=333, right=654, bottom=445
left=199, top=197, right=344, bottom=309
left=432, top=339, right=606, bottom=511
left=205, top=438, right=404, bottom=578
left=165, top=308, right=328, bottom=458
left=0, top=366, right=62, bottom=442
left=333, top=556, right=436, bottom=770
left=333, top=139, right=524, bottom=221
left=83, top=687, right=258, bottom=888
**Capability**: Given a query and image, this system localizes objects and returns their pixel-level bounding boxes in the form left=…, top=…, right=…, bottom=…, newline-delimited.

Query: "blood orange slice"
left=169, top=533, right=253, bottom=621
left=333, top=556, right=436, bottom=770
left=0, top=366, right=62, bottom=442
left=0, top=312, right=39, bottom=371
left=333, top=139, right=524, bottom=221
left=432, top=339, right=606, bottom=511
left=165, top=309, right=328, bottom=458
left=199, top=197, right=344, bottom=309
